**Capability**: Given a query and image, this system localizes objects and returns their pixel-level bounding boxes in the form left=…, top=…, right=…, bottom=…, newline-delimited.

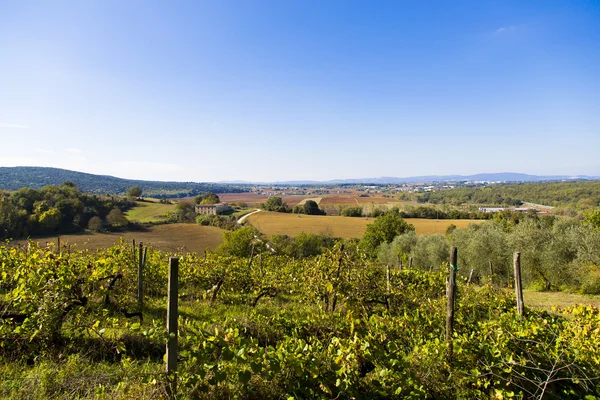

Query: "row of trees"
left=0, top=183, right=134, bottom=239
left=416, top=180, right=600, bottom=209
left=217, top=205, right=600, bottom=294
left=262, top=197, right=326, bottom=215
left=375, top=212, right=600, bottom=293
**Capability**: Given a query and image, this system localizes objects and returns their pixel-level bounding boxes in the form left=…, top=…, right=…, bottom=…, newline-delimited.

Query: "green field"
left=125, top=200, right=177, bottom=223
left=246, top=211, right=483, bottom=238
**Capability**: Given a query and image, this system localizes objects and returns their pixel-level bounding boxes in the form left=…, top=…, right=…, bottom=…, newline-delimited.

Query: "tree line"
left=414, top=180, right=600, bottom=209
left=0, top=182, right=135, bottom=239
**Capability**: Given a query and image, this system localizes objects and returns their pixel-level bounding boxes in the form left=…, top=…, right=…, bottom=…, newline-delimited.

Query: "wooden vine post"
left=398, top=255, right=403, bottom=271
left=467, top=268, right=474, bottom=285
left=137, top=242, right=144, bottom=308
left=166, top=257, right=179, bottom=397
left=386, top=265, right=391, bottom=294
left=56, top=237, right=61, bottom=255
left=446, top=247, right=458, bottom=363
left=489, top=260, right=494, bottom=285
left=409, top=256, right=413, bottom=269
left=514, top=252, right=524, bottom=316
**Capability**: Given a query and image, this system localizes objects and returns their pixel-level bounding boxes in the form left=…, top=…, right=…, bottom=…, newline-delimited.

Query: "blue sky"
left=1, top=0, right=599, bottom=182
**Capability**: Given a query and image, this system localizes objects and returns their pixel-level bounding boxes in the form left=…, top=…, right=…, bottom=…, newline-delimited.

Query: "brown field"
left=246, top=211, right=483, bottom=238
left=13, top=224, right=224, bottom=253
left=318, top=194, right=395, bottom=206
left=217, top=193, right=305, bottom=206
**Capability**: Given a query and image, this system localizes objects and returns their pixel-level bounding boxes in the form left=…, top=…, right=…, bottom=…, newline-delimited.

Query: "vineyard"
left=1, top=241, right=600, bottom=399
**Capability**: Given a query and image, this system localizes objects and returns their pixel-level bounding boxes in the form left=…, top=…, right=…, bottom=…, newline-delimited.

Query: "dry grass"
left=246, top=212, right=483, bottom=238
left=15, top=224, right=224, bottom=253
left=523, top=289, right=600, bottom=311
left=296, top=197, right=323, bottom=206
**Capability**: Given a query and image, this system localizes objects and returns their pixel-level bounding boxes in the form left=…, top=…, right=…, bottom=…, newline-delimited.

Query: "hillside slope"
left=0, top=166, right=248, bottom=197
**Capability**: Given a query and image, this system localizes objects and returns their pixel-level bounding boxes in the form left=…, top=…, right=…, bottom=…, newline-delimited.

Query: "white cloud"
left=35, top=148, right=55, bottom=154
left=496, top=26, right=517, bottom=34
left=65, top=148, right=82, bottom=153
left=0, top=122, right=28, bottom=129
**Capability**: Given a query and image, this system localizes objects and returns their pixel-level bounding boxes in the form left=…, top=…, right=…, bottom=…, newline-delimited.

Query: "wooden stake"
left=398, top=256, right=403, bottom=271
left=446, top=247, right=458, bottom=363
left=166, top=257, right=179, bottom=395
left=467, top=268, right=474, bottom=285
left=137, top=242, right=144, bottom=308
left=514, top=252, right=524, bottom=316
left=386, top=265, right=391, bottom=293
left=409, top=257, right=413, bottom=269
left=132, top=239, right=136, bottom=265
left=489, top=260, right=493, bottom=285
left=56, top=237, right=61, bottom=255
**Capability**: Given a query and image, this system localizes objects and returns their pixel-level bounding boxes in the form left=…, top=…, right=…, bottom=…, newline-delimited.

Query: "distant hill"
left=226, top=172, right=600, bottom=185
left=1, top=167, right=598, bottom=196
left=0, top=166, right=249, bottom=198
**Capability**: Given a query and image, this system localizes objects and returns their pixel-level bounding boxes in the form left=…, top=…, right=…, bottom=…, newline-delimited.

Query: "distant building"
left=195, top=203, right=232, bottom=215
left=478, top=207, right=505, bottom=213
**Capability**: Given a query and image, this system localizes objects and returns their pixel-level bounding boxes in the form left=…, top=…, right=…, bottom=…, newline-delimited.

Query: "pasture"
left=14, top=224, right=224, bottom=253
left=125, top=199, right=176, bottom=223
left=246, top=211, right=482, bottom=238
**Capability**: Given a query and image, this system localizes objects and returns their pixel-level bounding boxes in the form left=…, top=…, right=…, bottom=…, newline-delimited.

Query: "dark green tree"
left=106, top=208, right=129, bottom=228
left=263, top=197, right=290, bottom=213
left=126, top=186, right=143, bottom=198
left=87, top=216, right=103, bottom=232
left=217, top=226, right=264, bottom=257
left=195, top=192, right=220, bottom=204
left=303, top=200, right=325, bottom=215
left=360, top=213, right=415, bottom=257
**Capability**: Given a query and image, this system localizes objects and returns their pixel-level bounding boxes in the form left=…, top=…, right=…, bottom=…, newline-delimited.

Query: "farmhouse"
left=478, top=207, right=505, bottom=213
left=195, top=203, right=232, bottom=215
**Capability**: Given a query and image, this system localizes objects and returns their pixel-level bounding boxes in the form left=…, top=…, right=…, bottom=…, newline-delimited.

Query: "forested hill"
left=0, top=167, right=249, bottom=198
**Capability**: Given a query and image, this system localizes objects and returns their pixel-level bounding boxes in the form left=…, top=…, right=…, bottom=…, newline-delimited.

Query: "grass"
left=246, top=211, right=483, bottom=238
left=125, top=200, right=176, bottom=223
left=523, top=289, right=600, bottom=311
left=232, top=208, right=258, bottom=219
left=16, top=224, right=224, bottom=253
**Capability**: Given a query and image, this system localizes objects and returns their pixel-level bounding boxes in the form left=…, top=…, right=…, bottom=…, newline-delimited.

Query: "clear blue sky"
left=1, top=0, right=599, bottom=182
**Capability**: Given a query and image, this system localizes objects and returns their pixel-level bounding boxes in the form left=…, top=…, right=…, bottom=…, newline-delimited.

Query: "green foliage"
left=340, top=206, right=363, bottom=217
left=1, top=242, right=600, bottom=398
left=170, top=201, right=196, bottom=223
left=360, top=213, right=415, bottom=257
left=270, top=232, right=337, bottom=258
left=418, top=180, right=600, bottom=209
left=584, top=208, right=600, bottom=231
left=302, top=200, right=326, bottom=215
left=0, top=184, right=134, bottom=239
left=0, top=166, right=250, bottom=198
left=195, top=214, right=238, bottom=230
left=125, top=186, right=142, bottom=198
left=261, top=197, right=290, bottom=213
left=217, top=226, right=264, bottom=257
left=87, top=216, right=104, bottom=232
left=195, top=192, right=220, bottom=204
left=106, top=209, right=129, bottom=228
